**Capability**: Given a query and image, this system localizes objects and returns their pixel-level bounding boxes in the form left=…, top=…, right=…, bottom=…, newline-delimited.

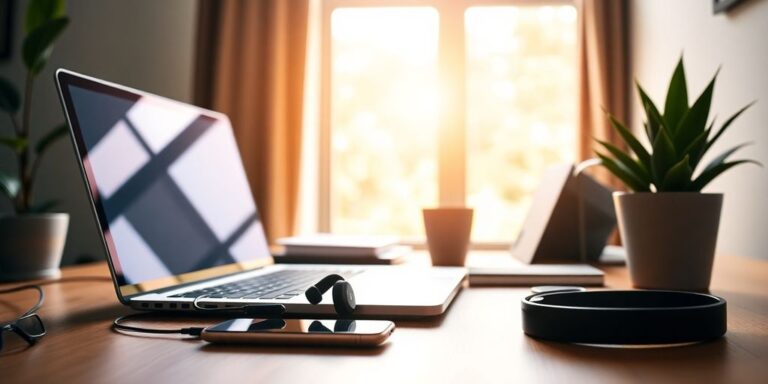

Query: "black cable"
left=109, top=295, right=285, bottom=338
left=0, top=276, right=113, bottom=322
left=112, top=313, right=204, bottom=337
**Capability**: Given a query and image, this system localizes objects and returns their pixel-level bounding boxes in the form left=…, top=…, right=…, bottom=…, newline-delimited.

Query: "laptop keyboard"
left=169, top=269, right=360, bottom=300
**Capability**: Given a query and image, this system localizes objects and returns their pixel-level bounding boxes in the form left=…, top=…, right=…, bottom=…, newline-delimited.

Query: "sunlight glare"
left=331, top=7, right=440, bottom=237
left=466, top=6, right=577, bottom=241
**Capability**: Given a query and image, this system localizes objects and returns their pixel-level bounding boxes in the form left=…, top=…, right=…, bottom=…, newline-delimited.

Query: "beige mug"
left=422, top=207, right=473, bottom=266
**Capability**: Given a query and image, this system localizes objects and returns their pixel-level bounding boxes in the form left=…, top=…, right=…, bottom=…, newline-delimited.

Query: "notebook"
left=468, top=264, right=604, bottom=286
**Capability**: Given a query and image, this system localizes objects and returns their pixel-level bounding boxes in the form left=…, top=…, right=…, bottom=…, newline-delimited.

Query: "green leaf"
left=35, top=122, right=68, bottom=154
left=0, top=136, right=29, bottom=152
left=27, top=199, right=60, bottom=213
left=0, top=171, right=21, bottom=199
left=596, top=139, right=651, bottom=184
left=664, top=57, right=689, bottom=133
left=596, top=152, right=651, bottom=192
left=682, top=122, right=712, bottom=170
left=26, top=0, right=66, bottom=33
left=698, top=142, right=753, bottom=175
left=701, top=101, right=755, bottom=159
left=636, top=83, right=664, bottom=144
left=690, top=160, right=762, bottom=191
left=651, top=126, right=677, bottom=187
left=22, top=17, right=69, bottom=75
left=660, top=155, right=693, bottom=191
left=0, top=77, right=21, bottom=113
left=643, top=122, right=653, bottom=144
left=607, top=113, right=651, bottom=169
left=673, top=70, right=717, bottom=153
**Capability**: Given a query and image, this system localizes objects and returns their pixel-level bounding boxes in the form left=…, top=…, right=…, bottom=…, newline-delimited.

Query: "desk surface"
left=2, top=253, right=768, bottom=383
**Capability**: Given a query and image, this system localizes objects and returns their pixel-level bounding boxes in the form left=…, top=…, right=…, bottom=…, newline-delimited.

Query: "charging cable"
left=112, top=313, right=205, bottom=337
left=112, top=301, right=286, bottom=338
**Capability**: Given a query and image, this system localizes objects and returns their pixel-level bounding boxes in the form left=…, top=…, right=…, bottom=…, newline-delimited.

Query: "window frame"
left=318, top=0, right=577, bottom=246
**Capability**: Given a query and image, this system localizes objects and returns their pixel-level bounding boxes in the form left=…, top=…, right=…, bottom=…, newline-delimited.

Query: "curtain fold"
left=195, top=0, right=309, bottom=243
left=577, top=0, right=629, bottom=189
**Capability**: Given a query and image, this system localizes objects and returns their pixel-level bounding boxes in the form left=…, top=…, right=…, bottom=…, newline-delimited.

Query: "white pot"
left=614, top=192, right=722, bottom=292
left=0, top=213, right=69, bottom=281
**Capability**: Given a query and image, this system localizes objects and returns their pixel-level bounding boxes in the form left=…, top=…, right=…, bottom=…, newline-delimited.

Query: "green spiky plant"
left=595, top=57, right=760, bottom=192
left=0, top=0, right=69, bottom=214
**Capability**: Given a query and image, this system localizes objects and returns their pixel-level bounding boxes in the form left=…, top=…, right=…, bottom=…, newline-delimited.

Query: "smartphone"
left=201, top=318, right=395, bottom=347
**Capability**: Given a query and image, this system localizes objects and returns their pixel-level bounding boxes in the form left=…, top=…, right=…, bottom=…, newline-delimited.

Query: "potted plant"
left=596, top=57, right=759, bottom=291
left=0, top=0, right=70, bottom=281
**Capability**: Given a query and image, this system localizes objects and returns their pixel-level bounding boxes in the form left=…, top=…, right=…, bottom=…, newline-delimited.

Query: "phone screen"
left=205, top=318, right=392, bottom=335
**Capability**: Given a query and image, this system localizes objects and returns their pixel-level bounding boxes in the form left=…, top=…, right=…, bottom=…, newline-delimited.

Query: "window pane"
left=331, top=8, right=439, bottom=236
left=465, top=6, right=577, bottom=241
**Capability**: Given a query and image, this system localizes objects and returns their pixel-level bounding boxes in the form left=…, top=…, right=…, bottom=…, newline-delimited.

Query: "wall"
left=0, top=0, right=199, bottom=265
left=629, top=0, right=768, bottom=259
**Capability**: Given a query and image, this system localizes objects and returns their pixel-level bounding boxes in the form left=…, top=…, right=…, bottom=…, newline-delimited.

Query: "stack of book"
left=274, top=234, right=410, bottom=265
left=468, top=264, right=604, bottom=286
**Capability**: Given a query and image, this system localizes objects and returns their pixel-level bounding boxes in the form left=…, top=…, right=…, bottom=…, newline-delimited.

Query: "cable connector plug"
left=179, top=327, right=205, bottom=337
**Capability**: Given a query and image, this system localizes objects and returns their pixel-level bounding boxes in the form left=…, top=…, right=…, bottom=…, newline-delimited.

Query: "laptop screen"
left=56, top=70, right=273, bottom=297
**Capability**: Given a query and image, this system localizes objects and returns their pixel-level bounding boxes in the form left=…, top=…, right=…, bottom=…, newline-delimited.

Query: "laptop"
left=54, top=69, right=466, bottom=317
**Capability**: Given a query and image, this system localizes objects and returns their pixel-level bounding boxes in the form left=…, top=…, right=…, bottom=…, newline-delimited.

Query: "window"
left=319, top=0, right=577, bottom=243
left=329, top=7, right=440, bottom=237
left=464, top=6, right=577, bottom=241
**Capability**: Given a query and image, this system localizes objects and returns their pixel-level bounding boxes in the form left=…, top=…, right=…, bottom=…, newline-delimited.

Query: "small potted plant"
left=596, top=57, right=759, bottom=291
left=0, top=0, right=70, bottom=281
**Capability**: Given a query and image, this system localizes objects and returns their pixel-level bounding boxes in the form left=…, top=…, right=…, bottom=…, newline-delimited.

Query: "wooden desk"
left=2, top=254, right=767, bottom=383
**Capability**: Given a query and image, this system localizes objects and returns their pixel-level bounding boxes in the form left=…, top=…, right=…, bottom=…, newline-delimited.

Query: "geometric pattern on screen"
left=68, top=86, right=269, bottom=284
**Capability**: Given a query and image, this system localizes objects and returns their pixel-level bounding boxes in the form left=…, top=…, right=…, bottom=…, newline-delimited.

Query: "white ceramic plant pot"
left=0, top=213, right=69, bottom=281
left=614, top=192, right=722, bottom=292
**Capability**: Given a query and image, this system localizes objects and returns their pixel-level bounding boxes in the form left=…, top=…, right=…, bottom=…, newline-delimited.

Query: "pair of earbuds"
left=199, top=274, right=356, bottom=318
left=305, top=274, right=356, bottom=316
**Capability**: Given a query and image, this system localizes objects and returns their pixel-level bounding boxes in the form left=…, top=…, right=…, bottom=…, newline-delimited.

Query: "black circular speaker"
left=521, top=290, right=727, bottom=344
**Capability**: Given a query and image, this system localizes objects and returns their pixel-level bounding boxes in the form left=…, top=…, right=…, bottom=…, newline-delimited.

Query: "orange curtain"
left=194, top=0, right=309, bottom=242
left=576, top=0, right=629, bottom=189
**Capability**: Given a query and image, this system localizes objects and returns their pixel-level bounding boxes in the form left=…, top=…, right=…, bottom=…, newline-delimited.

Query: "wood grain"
left=2, top=253, right=767, bottom=383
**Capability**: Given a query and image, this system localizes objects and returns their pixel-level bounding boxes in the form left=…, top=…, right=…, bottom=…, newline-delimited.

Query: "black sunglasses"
left=0, top=284, right=46, bottom=352
left=0, top=313, right=47, bottom=351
